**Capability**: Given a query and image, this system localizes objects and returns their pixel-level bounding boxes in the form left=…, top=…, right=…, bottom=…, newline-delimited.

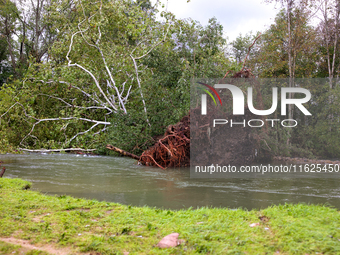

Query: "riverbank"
left=0, top=178, right=339, bottom=254
left=274, top=156, right=340, bottom=165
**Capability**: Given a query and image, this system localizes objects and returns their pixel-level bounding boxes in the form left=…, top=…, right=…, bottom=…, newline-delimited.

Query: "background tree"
left=0, top=0, right=20, bottom=80
left=0, top=0, right=176, bottom=151
left=316, top=0, right=340, bottom=86
left=250, top=9, right=318, bottom=78
left=230, top=32, right=257, bottom=65
left=0, top=0, right=339, bottom=159
left=0, top=0, right=76, bottom=84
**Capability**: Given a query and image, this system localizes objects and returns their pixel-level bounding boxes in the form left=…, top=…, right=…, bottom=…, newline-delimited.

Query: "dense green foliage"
left=0, top=0, right=339, bottom=158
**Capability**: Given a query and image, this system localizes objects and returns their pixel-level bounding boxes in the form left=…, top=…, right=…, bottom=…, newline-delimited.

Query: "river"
left=1, top=153, right=340, bottom=210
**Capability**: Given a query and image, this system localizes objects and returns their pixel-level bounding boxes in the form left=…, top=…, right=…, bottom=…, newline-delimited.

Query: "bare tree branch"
left=37, top=93, right=110, bottom=111
left=0, top=101, right=111, bottom=147
left=0, top=102, right=21, bottom=125
left=19, top=148, right=96, bottom=152
left=131, top=56, right=151, bottom=127
left=66, top=28, right=118, bottom=112
left=132, top=23, right=172, bottom=60
left=241, top=33, right=262, bottom=71
left=0, top=0, right=171, bottom=150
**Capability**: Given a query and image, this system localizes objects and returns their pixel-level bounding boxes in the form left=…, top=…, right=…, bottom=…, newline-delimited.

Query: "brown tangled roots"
left=138, top=115, right=190, bottom=169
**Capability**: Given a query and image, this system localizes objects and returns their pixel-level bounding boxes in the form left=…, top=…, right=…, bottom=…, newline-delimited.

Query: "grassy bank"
left=0, top=178, right=339, bottom=254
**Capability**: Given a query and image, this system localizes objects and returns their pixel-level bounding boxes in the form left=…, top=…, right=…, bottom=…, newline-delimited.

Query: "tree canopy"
left=0, top=0, right=340, bottom=158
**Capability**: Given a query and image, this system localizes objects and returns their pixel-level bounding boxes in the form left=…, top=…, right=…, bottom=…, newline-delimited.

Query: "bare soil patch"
left=0, top=237, right=74, bottom=255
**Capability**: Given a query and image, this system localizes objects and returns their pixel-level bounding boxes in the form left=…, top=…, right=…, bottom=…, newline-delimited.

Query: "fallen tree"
left=107, top=115, right=190, bottom=169
left=106, top=145, right=140, bottom=161
left=107, top=103, right=270, bottom=168
left=19, top=148, right=96, bottom=153
left=138, top=115, right=190, bottom=168
left=106, top=35, right=268, bottom=168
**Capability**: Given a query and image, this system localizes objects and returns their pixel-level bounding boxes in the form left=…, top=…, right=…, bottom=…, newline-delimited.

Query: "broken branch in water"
left=139, top=155, right=165, bottom=169
left=18, top=148, right=96, bottom=153
left=106, top=144, right=140, bottom=160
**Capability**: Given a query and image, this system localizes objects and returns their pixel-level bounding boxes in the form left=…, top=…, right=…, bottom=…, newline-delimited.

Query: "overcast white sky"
left=154, top=0, right=282, bottom=42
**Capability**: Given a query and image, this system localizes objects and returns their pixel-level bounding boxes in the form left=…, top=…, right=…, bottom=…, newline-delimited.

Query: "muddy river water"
left=1, top=153, right=340, bottom=210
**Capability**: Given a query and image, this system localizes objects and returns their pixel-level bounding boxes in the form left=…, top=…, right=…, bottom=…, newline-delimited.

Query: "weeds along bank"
left=0, top=178, right=339, bottom=254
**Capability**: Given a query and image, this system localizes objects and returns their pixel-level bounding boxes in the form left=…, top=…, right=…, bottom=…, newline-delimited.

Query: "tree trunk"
left=287, top=0, right=294, bottom=145
left=106, top=144, right=140, bottom=160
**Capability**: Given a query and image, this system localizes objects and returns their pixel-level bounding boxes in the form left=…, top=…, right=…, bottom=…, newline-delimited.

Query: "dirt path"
left=0, top=237, right=74, bottom=255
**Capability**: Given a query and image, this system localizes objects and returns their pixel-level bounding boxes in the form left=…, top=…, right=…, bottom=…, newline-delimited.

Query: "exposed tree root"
left=106, top=116, right=190, bottom=168
left=138, top=115, right=190, bottom=168
left=139, top=155, right=165, bottom=169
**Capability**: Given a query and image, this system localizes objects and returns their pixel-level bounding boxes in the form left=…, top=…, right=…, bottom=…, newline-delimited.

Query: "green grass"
left=0, top=240, right=21, bottom=254
left=0, top=178, right=340, bottom=254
